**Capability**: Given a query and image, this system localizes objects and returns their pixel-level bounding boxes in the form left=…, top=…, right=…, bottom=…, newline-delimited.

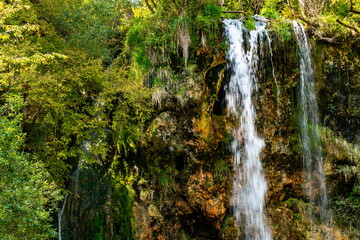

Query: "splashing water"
left=292, top=21, right=328, bottom=222
left=224, top=17, right=272, bottom=240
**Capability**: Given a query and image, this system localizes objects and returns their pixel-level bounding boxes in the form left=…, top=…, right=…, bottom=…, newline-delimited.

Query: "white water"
left=224, top=18, right=272, bottom=240
left=292, top=21, right=328, bottom=222
left=58, top=196, right=67, bottom=240
left=58, top=158, right=84, bottom=240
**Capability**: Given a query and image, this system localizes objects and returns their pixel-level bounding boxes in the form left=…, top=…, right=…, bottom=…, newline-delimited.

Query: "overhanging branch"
left=350, top=0, right=360, bottom=14
left=222, top=11, right=246, bottom=14
left=336, top=19, right=359, bottom=33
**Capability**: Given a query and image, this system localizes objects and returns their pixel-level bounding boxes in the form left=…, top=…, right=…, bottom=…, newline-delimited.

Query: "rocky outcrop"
left=186, top=170, right=228, bottom=229
left=60, top=26, right=359, bottom=240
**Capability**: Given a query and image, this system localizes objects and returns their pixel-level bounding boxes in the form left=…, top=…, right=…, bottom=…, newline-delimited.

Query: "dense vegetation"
left=0, top=0, right=358, bottom=239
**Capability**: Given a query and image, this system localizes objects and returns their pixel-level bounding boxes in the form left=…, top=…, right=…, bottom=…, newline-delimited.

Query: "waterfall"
left=58, top=159, right=84, bottom=240
left=264, top=32, right=281, bottom=119
left=57, top=138, right=111, bottom=239
left=58, top=196, right=67, bottom=240
left=292, top=21, right=328, bottom=222
left=224, top=17, right=272, bottom=240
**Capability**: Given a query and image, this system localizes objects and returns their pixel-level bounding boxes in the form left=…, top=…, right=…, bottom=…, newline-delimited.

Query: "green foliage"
left=22, top=54, right=107, bottom=184
left=92, top=215, right=104, bottom=240
left=244, top=16, right=256, bottom=30
left=1, top=3, right=153, bottom=239
left=196, top=3, right=222, bottom=39
left=124, top=0, right=223, bottom=86
left=36, top=0, right=120, bottom=61
left=148, top=163, right=177, bottom=198
left=276, top=22, right=294, bottom=41
left=204, top=3, right=222, bottom=20
left=222, top=0, right=265, bottom=15
left=261, top=0, right=281, bottom=19
left=261, top=0, right=291, bottom=19
left=260, top=0, right=293, bottom=41
left=331, top=1, right=350, bottom=17
left=332, top=190, right=360, bottom=238
left=321, top=127, right=360, bottom=237
left=0, top=1, right=38, bottom=42
left=102, top=64, right=153, bottom=157
left=125, top=15, right=175, bottom=70
left=260, top=0, right=359, bottom=41
left=0, top=0, right=67, bottom=92
left=0, top=94, right=61, bottom=239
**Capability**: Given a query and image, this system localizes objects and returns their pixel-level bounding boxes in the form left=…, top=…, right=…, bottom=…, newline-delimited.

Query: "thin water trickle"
left=264, top=32, right=281, bottom=119
left=224, top=17, right=272, bottom=240
left=58, top=159, right=84, bottom=240
left=58, top=196, right=67, bottom=240
left=292, top=21, right=328, bottom=223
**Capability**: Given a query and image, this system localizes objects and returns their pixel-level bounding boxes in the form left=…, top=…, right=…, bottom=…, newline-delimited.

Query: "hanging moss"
left=112, top=182, right=135, bottom=240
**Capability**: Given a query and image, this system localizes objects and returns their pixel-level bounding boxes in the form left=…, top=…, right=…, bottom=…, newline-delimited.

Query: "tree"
left=0, top=94, right=61, bottom=239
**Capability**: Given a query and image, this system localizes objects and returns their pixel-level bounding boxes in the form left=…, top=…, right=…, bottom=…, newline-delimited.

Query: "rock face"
left=186, top=170, right=227, bottom=229
left=60, top=27, right=359, bottom=239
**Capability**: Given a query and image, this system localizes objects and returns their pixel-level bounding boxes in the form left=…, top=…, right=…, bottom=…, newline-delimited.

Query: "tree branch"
left=336, top=19, right=359, bottom=33
left=313, top=31, right=337, bottom=43
left=349, top=9, right=360, bottom=14
left=150, top=0, right=157, bottom=9
left=349, top=0, right=360, bottom=14
left=286, top=0, right=319, bottom=27
left=144, top=0, right=154, bottom=13
left=222, top=11, right=246, bottom=14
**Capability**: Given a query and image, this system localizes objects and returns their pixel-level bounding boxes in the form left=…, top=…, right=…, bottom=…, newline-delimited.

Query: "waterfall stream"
left=58, top=196, right=67, bottom=240
left=292, top=21, right=328, bottom=222
left=264, top=32, right=281, bottom=118
left=57, top=138, right=111, bottom=240
left=58, top=158, right=84, bottom=240
left=224, top=17, right=272, bottom=240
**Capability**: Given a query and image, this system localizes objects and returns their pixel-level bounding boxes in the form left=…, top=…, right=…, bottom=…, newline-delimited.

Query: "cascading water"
left=58, top=196, right=67, bottom=240
left=264, top=32, right=281, bottom=118
left=58, top=160, right=83, bottom=240
left=58, top=141, right=89, bottom=239
left=292, top=21, right=328, bottom=222
left=57, top=138, right=112, bottom=240
left=224, top=17, right=272, bottom=240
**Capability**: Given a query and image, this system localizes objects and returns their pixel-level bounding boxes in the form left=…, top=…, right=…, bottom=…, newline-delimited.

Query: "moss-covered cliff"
left=1, top=0, right=359, bottom=239
left=59, top=26, right=358, bottom=240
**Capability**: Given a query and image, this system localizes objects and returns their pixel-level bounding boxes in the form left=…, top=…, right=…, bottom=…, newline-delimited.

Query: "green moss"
left=92, top=215, right=104, bottom=240
left=148, top=164, right=177, bottom=199
left=289, top=133, right=302, bottom=155
left=321, top=126, right=360, bottom=165
left=294, top=213, right=302, bottom=222
left=286, top=198, right=308, bottom=211
left=212, top=158, right=229, bottom=182
left=112, top=180, right=135, bottom=239
left=179, top=230, right=189, bottom=240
